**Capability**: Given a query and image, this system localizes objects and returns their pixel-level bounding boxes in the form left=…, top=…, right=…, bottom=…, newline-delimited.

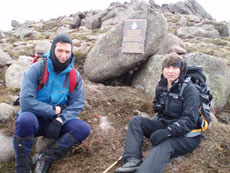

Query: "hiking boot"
left=34, top=153, right=53, bottom=173
left=15, top=154, right=32, bottom=173
left=34, top=133, right=80, bottom=173
left=13, top=135, right=34, bottom=173
left=114, top=158, right=141, bottom=173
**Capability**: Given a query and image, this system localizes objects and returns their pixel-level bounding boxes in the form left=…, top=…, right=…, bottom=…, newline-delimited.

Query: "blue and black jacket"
left=19, top=52, right=85, bottom=124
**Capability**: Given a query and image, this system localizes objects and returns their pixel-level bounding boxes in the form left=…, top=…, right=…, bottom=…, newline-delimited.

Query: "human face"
left=54, top=42, right=72, bottom=63
left=163, top=66, right=181, bottom=84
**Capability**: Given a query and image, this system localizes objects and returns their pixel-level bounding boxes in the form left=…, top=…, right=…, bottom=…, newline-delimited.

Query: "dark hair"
left=162, top=52, right=184, bottom=71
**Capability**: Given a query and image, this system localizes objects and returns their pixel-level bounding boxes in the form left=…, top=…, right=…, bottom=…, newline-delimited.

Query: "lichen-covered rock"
left=84, top=9, right=168, bottom=82
left=131, top=54, right=163, bottom=98
left=183, top=52, right=230, bottom=112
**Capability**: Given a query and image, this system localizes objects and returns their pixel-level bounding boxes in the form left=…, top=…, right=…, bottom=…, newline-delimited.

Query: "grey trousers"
left=123, top=116, right=201, bottom=173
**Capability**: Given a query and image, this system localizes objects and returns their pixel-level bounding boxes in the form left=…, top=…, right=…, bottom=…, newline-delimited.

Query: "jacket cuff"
left=52, top=105, right=56, bottom=110
left=58, top=114, right=66, bottom=124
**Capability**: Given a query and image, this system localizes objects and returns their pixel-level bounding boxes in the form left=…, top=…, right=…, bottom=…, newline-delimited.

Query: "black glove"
left=150, top=128, right=170, bottom=146
left=44, top=119, right=62, bottom=139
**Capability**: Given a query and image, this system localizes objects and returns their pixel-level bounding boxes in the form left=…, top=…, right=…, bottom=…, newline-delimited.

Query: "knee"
left=153, top=140, right=174, bottom=155
left=79, top=121, right=91, bottom=138
left=129, top=116, right=142, bottom=127
left=70, top=120, right=90, bottom=142
left=16, top=112, right=37, bottom=127
left=15, top=112, right=38, bottom=136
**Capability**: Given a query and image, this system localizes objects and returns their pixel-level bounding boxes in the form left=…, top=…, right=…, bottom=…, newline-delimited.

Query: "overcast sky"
left=0, top=0, right=229, bottom=31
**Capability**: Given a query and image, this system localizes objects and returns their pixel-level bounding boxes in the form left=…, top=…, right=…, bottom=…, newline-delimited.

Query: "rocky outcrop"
left=84, top=9, right=168, bottom=82
left=5, top=56, right=32, bottom=88
left=0, top=103, right=15, bottom=122
left=13, top=25, right=39, bottom=39
left=0, top=48, right=12, bottom=67
left=183, top=53, right=230, bottom=112
left=176, top=26, right=219, bottom=38
left=162, top=0, right=212, bottom=19
left=157, top=33, right=187, bottom=55
left=0, top=132, right=14, bottom=162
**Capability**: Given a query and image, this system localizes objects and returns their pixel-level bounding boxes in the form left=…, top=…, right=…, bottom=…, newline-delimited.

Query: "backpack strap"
left=31, top=51, right=39, bottom=64
left=68, top=67, right=77, bottom=94
left=37, top=59, right=48, bottom=90
left=182, top=78, right=209, bottom=138
left=37, top=61, right=77, bottom=93
left=177, top=77, right=206, bottom=137
left=178, top=77, right=191, bottom=99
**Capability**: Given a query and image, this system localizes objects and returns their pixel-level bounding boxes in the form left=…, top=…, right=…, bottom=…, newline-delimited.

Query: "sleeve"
left=58, top=70, right=85, bottom=124
left=168, top=83, right=200, bottom=136
left=20, top=62, right=56, bottom=118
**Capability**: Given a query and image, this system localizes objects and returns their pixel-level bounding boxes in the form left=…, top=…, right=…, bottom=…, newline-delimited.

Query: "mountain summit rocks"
left=84, top=9, right=168, bottom=82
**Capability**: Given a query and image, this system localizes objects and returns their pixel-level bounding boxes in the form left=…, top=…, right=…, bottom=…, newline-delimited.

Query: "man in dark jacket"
left=115, top=52, right=202, bottom=173
left=13, top=34, right=90, bottom=173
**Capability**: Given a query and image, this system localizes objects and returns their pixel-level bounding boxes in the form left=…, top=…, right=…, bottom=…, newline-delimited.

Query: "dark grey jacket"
left=153, top=63, right=200, bottom=136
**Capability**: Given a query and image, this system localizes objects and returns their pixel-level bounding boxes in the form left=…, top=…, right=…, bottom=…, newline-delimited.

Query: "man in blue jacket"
left=13, top=34, right=90, bottom=173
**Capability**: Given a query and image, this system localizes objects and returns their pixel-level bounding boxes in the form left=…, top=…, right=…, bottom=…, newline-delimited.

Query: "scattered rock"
left=0, top=103, right=15, bottom=122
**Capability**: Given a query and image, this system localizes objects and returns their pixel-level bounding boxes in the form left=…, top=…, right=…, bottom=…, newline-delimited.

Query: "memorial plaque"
left=122, top=19, right=147, bottom=54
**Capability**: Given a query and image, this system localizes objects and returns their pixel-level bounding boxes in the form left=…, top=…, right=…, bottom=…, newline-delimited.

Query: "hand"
left=44, top=119, right=62, bottom=139
left=55, top=106, right=61, bottom=115
left=58, top=104, right=66, bottom=112
left=55, top=105, right=66, bottom=115
left=150, top=128, right=170, bottom=146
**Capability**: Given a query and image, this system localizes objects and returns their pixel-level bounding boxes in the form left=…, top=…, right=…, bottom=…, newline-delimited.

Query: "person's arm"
left=20, top=62, right=56, bottom=118
left=167, top=83, right=200, bottom=136
left=57, top=70, right=85, bottom=124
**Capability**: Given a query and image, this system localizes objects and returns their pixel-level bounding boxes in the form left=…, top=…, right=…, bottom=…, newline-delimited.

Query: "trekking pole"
left=103, top=156, right=122, bottom=173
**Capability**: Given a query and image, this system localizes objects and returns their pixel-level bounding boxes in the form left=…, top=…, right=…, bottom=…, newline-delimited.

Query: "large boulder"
left=84, top=9, right=168, bottom=82
left=34, top=40, right=51, bottom=54
left=84, top=11, right=108, bottom=30
left=176, top=26, right=219, bottom=39
left=13, top=25, right=38, bottom=39
left=157, top=33, right=186, bottom=55
left=0, top=103, right=15, bottom=122
left=5, top=56, right=32, bottom=88
left=132, top=52, right=230, bottom=112
left=71, top=14, right=82, bottom=29
left=0, top=132, right=14, bottom=162
left=183, top=53, right=230, bottom=112
left=131, top=54, right=163, bottom=98
left=162, top=0, right=212, bottom=19
left=0, top=48, right=12, bottom=67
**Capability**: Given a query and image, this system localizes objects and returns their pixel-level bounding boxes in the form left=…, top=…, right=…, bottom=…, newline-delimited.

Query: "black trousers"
left=123, top=116, right=201, bottom=173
